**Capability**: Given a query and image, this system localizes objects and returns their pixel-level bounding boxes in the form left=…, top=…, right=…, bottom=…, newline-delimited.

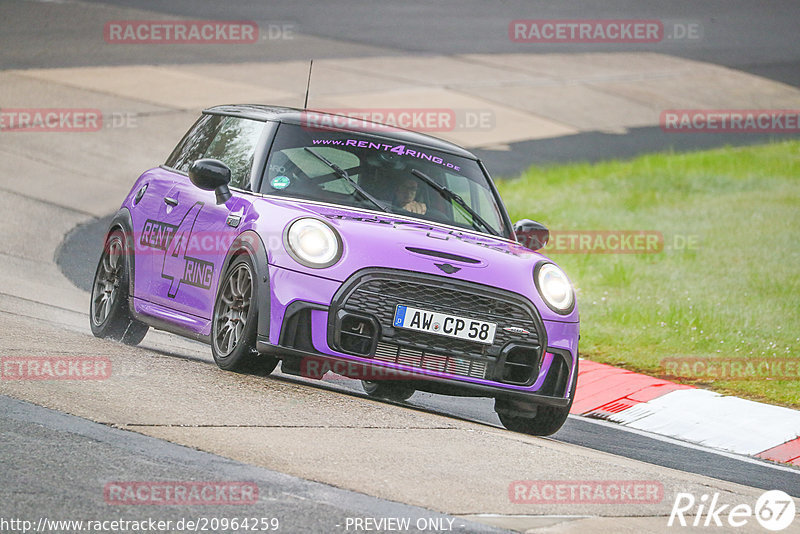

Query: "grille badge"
left=434, top=263, right=461, bottom=274
left=503, top=326, right=530, bottom=335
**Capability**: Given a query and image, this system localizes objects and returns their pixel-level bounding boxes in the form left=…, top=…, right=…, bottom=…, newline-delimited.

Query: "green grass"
left=496, top=141, right=800, bottom=408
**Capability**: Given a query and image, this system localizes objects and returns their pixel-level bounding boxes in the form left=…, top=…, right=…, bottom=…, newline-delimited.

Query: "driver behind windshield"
left=393, top=176, right=427, bottom=215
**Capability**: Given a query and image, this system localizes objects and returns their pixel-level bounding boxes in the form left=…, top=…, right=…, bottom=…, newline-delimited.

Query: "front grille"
left=329, top=270, right=546, bottom=386
left=374, top=342, right=488, bottom=379
left=341, top=275, right=541, bottom=359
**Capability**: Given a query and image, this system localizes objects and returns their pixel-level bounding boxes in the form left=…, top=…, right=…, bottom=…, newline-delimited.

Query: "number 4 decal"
left=161, top=201, right=203, bottom=298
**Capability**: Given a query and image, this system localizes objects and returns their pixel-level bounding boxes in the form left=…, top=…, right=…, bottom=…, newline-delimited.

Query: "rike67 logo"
left=669, top=490, right=796, bottom=531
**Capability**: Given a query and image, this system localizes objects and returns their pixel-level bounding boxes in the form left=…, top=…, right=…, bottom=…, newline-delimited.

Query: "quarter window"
left=164, top=114, right=223, bottom=173
left=202, top=117, right=267, bottom=189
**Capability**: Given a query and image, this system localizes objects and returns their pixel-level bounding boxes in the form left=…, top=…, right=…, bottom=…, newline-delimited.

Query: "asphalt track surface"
left=55, top=190, right=800, bottom=500
left=6, top=0, right=800, bottom=88
left=281, top=376, right=800, bottom=498
left=2, top=395, right=506, bottom=534
left=3, top=0, right=799, bottom=176
left=3, top=0, right=800, bottom=532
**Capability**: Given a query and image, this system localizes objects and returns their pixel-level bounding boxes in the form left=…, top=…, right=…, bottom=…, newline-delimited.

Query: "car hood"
left=253, top=198, right=578, bottom=323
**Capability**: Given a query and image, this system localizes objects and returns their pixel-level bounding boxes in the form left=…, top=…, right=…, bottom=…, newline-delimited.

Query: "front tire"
left=497, top=404, right=571, bottom=436
left=89, top=229, right=148, bottom=345
left=496, top=358, right=579, bottom=436
left=361, top=380, right=415, bottom=402
left=211, top=254, right=278, bottom=374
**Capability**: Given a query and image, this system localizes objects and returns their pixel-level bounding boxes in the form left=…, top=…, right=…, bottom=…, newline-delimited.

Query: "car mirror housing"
left=189, top=159, right=232, bottom=204
left=513, top=219, right=549, bottom=250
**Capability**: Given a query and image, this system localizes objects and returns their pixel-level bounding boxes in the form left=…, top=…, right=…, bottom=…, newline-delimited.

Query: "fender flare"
left=105, top=207, right=137, bottom=298
left=218, top=230, right=271, bottom=340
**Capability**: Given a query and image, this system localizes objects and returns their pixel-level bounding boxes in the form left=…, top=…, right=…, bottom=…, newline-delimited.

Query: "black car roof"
left=203, top=104, right=478, bottom=159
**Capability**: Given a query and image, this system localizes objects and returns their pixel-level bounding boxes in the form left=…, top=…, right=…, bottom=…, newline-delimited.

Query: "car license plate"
left=393, top=305, right=496, bottom=345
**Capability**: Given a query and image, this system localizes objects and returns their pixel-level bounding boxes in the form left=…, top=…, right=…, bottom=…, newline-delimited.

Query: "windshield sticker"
left=270, top=175, right=291, bottom=190
left=311, top=139, right=461, bottom=171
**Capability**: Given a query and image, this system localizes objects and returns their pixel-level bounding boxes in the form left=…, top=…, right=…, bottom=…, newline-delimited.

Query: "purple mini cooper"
left=90, top=105, right=579, bottom=435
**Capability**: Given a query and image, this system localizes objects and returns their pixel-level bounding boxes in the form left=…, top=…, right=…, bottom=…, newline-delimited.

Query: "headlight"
left=534, top=262, right=574, bottom=314
left=284, top=218, right=342, bottom=268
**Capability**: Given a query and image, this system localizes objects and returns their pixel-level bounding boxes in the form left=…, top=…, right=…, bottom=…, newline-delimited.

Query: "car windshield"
left=261, top=122, right=509, bottom=237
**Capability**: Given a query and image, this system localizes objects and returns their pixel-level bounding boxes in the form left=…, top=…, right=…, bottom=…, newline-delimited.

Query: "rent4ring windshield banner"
left=262, top=123, right=508, bottom=236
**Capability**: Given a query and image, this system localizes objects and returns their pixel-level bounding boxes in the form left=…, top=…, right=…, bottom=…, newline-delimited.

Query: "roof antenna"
left=303, top=60, right=313, bottom=109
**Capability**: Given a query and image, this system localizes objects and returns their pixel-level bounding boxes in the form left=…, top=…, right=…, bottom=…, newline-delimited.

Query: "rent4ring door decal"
left=139, top=201, right=215, bottom=297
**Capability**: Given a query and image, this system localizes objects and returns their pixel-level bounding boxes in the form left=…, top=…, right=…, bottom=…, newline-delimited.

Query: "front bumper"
left=261, top=266, right=579, bottom=404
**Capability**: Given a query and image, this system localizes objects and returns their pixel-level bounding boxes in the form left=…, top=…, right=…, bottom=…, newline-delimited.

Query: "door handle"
left=163, top=197, right=178, bottom=206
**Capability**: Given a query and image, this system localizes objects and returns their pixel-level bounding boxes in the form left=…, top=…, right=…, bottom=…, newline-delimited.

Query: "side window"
left=164, top=114, right=223, bottom=172
left=201, top=117, right=267, bottom=190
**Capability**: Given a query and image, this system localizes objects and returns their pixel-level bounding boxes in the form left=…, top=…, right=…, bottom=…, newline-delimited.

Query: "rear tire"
left=211, top=254, right=278, bottom=374
left=89, top=229, right=148, bottom=345
left=361, top=380, right=415, bottom=402
left=496, top=358, right=578, bottom=436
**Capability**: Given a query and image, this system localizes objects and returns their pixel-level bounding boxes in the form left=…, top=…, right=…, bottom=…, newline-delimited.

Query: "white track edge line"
left=568, top=414, right=800, bottom=474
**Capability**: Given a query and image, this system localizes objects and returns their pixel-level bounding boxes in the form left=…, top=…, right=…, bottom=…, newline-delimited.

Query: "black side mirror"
left=189, top=159, right=232, bottom=204
left=513, top=219, right=549, bottom=251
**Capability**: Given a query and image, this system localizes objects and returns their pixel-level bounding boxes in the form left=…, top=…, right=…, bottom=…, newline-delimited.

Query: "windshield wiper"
left=410, top=169, right=499, bottom=236
left=304, top=147, right=390, bottom=213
